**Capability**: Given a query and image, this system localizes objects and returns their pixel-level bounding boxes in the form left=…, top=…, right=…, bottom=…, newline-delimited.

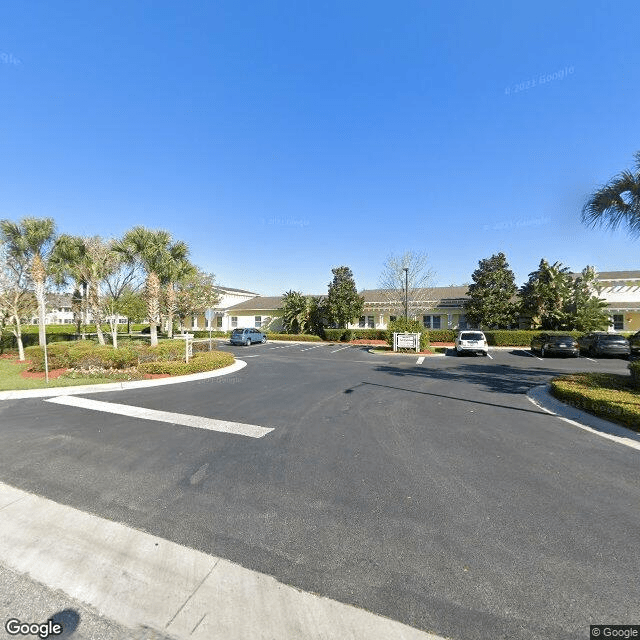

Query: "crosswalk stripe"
left=45, top=396, right=273, bottom=438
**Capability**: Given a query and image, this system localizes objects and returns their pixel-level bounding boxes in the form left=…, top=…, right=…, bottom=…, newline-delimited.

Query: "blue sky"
left=1, top=1, right=639, bottom=296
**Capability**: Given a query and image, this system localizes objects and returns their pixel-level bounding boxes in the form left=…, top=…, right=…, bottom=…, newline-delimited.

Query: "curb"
left=0, top=360, right=247, bottom=401
left=526, top=384, right=640, bottom=451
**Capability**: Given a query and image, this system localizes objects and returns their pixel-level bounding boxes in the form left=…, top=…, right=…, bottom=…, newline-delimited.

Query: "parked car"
left=230, top=328, right=267, bottom=345
left=455, top=330, right=488, bottom=356
left=581, top=333, right=630, bottom=358
left=530, top=333, right=579, bottom=357
left=577, top=332, right=608, bottom=354
left=630, top=331, right=640, bottom=358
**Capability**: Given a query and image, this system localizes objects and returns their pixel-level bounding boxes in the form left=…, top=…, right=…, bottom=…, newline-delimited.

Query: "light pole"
left=403, top=267, right=409, bottom=320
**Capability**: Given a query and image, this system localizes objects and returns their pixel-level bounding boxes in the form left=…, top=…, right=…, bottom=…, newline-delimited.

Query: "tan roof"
left=216, top=285, right=260, bottom=295
left=362, top=286, right=470, bottom=308
left=570, top=270, right=640, bottom=281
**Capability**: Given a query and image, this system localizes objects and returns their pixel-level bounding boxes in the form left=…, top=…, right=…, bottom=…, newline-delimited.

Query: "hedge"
left=426, top=329, right=456, bottom=342
left=550, top=373, right=640, bottom=431
left=25, top=342, right=140, bottom=371
left=630, top=360, right=640, bottom=390
left=323, top=328, right=387, bottom=342
left=191, top=330, right=230, bottom=338
left=266, top=333, right=322, bottom=342
left=481, top=330, right=584, bottom=347
left=137, top=350, right=234, bottom=375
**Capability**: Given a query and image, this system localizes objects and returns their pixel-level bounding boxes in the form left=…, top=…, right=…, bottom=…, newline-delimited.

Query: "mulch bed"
left=20, top=368, right=67, bottom=379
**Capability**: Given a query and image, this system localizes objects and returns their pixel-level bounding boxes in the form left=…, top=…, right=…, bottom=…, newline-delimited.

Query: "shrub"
left=551, top=373, right=640, bottom=431
left=427, top=329, right=456, bottom=343
left=348, top=329, right=387, bottom=340
left=629, top=360, right=640, bottom=390
left=386, top=318, right=429, bottom=351
left=191, top=330, right=230, bottom=338
left=481, top=330, right=584, bottom=347
left=24, top=341, right=140, bottom=371
left=137, top=350, right=234, bottom=375
left=266, top=333, right=322, bottom=342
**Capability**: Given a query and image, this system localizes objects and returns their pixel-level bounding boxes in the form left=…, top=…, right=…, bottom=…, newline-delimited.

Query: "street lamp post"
left=403, top=267, right=409, bottom=320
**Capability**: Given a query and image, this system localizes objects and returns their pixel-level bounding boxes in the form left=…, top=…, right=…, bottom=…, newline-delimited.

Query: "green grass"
left=0, top=358, right=120, bottom=390
left=550, top=372, right=640, bottom=431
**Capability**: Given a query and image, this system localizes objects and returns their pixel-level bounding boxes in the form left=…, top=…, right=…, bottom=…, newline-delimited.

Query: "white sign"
left=393, top=332, right=420, bottom=352
left=205, top=309, right=214, bottom=321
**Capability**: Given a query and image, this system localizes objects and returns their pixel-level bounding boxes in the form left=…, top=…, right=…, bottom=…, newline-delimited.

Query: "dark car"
left=630, top=331, right=640, bottom=359
left=577, top=332, right=608, bottom=354
left=530, top=333, right=579, bottom=357
left=583, top=333, right=630, bottom=358
left=230, top=328, right=267, bottom=346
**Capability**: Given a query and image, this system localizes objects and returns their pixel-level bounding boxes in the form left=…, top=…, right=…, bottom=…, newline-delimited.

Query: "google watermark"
left=0, top=52, right=22, bottom=66
left=4, top=618, right=63, bottom=638
left=505, top=65, right=574, bottom=96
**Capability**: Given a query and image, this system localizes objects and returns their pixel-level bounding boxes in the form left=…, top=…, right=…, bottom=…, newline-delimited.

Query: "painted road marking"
left=299, top=344, right=324, bottom=351
left=330, top=345, right=352, bottom=353
left=585, top=357, right=597, bottom=363
left=416, top=356, right=425, bottom=364
left=521, top=349, right=542, bottom=360
left=45, top=396, right=273, bottom=439
left=0, top=483, right=444, bottom=640
left=486, top=352, right=493, bottom=360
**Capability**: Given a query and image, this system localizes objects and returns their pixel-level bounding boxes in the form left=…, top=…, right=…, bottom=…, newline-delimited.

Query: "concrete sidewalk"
left=0, top=483, right=446, bottom=640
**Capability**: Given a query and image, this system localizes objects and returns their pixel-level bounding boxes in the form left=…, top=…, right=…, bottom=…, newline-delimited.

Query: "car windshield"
left=551, top=335, right=574, bottom=342
left=461, top=333, right=484, bottom=340
left=231, top=329, right=244, bottom=334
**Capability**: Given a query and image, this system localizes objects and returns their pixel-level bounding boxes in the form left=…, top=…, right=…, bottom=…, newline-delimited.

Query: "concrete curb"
left=527, top=384, right=640, bottom=451
left=0, top=360, right=247, bottom=401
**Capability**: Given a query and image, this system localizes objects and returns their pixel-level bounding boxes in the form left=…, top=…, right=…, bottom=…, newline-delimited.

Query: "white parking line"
left=45, top=396, right=274, bottom=438
left=486, top=352, right=493, bottom=359
left=416, top=356, right=425, bottom=364
left=299, top=344, right=324, bottom=351
left=521, top=349, right=542, bottom=360
left=330, top=345, right=352, bottom=353
left=585, top=357, right=597, bottom=363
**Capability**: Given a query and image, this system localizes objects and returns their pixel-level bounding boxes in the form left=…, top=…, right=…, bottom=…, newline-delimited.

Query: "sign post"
left=205, top=309, right=214, bottom=351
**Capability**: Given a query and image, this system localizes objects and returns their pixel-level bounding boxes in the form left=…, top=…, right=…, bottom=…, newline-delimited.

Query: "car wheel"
left=261, top=336, right=267, bottom=344
left=245, top=338, right=251, bottom=346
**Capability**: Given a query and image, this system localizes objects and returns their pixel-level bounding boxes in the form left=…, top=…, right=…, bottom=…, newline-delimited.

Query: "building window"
left=216, top=316, right=223, bottom=328
left=231, top=316, right=238, bottom=328
left=255, top=316, right=262, bottom=328
left=367, top=316, right=374, bottom=328
left=423, top=315, right=442, bottom=329
left=613, top=314, right=624, bottom=330
left=389, top=315, right=396, bottom=323
left=359, top=316, right=365, bottom=328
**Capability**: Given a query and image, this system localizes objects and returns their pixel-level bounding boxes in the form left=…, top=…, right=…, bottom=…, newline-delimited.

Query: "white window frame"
left=255, top=315, right=262, bottom=328
left=231, top=316, right=238, bottom=328
left=612, top=314, right=624, bottom=330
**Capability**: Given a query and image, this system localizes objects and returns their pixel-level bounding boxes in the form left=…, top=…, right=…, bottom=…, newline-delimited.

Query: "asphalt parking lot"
left=0, top=341, right=637, bottom=640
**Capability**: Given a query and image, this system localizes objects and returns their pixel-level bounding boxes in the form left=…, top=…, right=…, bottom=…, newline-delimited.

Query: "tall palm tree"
left=116, top=227, right=189, bottom=347
left=51, top=235, right=121, bottom=345
left=0, top=217, right=57, bottom=347
left=582, top=151, right=640, bottom=237
left=160, top=242, right=194, bottom=338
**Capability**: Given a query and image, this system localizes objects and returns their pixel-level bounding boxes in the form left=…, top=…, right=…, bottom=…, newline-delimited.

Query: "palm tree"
left=160, top=242, right=194, bottom=338
left=582, top=151, right=640, bottom=237
left=0, top=217, right=57, bottom=347
left=51, top=235, right=122, bottom=346
left=116, top=227, right=189, bottom=347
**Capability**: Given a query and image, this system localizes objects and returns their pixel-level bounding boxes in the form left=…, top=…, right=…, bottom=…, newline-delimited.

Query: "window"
left=231, top=316, right=238, bottom=328
left=613, top=314, right=624, bottom=330
left=423, top=315, right=442, bottom=329
left=367, top=316, right=374, bottom=328
left=216, top=316, right=223, bottom=328
left=389, top=315, right=396, bottom=323
left=255, top=316, right=262, bottom=328
left=359, top=316, right=365, bottom=328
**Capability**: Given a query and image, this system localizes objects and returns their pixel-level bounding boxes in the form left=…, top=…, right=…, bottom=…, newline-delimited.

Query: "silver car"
left=230, top=328, right=267, bottom=346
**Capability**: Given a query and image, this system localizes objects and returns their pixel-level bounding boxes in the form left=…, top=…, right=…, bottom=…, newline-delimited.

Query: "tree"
left=0, top=244, right=37, bottom=360
left=0, top=217, right=57, bottom=347
left=282, top=290, right=310, bottom=334
left=326, top=266, right=364, bottom=328
left=378, top=251, right=435, bottom=319
left=519, top=259, right=574, bottom=330
left=116, top=227, right=187, bottom=347
left=112, top=288, right=147, bottom=332
left=582, top=151, right=640, bottom=238
left=570, top=266, right=611, bottom=332
left=464, top=252, right=518, bottom=329
left=160, top=243, right=194, bottom=338
left=174, top=270, right=221, bottom=331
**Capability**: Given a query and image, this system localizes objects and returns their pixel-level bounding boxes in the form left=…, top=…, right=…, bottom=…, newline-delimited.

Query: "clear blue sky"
left=1, top=1, right=639, bottom=296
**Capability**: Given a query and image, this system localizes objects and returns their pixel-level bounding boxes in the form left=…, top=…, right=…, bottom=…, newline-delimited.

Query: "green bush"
left=191, top=330, right=230, bottom=338
left=629, top=361, right=640, bottom=390
left=137, top=350, right=235, bottom=375
left=266, top=333, right=322, bottom=342
left=348, top=329, right=387, bottom=340
left=551, top=373, right=640, bottom=431
left=24, top=342, right=140, bottom=371
left=386, top=318, right=429, bottom=351
left=427, top=329, right=456, bottom=343
left=481, top=330, right=584, bottom=347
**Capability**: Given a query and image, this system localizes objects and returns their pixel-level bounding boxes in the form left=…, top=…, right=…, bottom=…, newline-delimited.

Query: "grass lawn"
left=550, top=372, right=640, bottom=432
left=0, top=357, right=121, bottom=390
